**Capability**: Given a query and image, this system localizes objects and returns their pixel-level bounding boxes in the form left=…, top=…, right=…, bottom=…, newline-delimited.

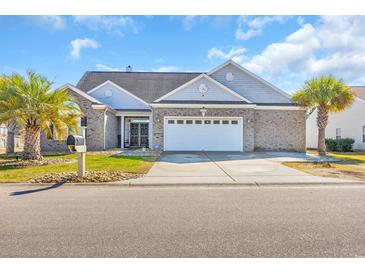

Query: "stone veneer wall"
left=104, top=110, right=120, bottom=149
left=41, top=90, right=107, bottom=151
left=152, top=108, right=255, bottom=152
left=254, top=109, right=306, bottom=152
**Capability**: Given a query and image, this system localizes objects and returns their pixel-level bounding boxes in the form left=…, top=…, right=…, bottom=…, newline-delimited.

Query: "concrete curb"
left=0, top=181, right=364, bottom=187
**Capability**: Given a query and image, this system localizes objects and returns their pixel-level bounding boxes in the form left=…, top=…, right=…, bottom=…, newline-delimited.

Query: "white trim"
left=116, top=111, right=152, bottom=117
left=91, top=104, right=107, bottom=110
left=103, top=109, right=107, bottom=150
left=120, top=115, right=125, bottom=148
left=163, top=116, right=243, bottom=152
left=154, top=74, right=252, bottom=103
left=151, top=103, right=255, bottom=109
left=148, top=115, right=153, bottom=149
left=355, top=95, right=365, bottom=105
left=87, top=80, right=150, bottom=109
left=207, top=60, right=292, bottom=100
left=150, top=103, right=304, bottom=110
left=91, top=104, right=118, bottom=114
left=59, top=84, right=104, bottom=104
left=255, top=105, right=306, bottom=110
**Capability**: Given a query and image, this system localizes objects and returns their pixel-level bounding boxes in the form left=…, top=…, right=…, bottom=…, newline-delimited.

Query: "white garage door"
left=164, top=117, right=243, bottom=151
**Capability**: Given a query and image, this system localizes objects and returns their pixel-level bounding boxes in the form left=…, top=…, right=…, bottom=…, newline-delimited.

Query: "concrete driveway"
left=142, top=151, right=351, bottom=185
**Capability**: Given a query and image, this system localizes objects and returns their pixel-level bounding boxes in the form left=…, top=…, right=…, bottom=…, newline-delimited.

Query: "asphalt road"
left=1, top=184, right=365, bottom=257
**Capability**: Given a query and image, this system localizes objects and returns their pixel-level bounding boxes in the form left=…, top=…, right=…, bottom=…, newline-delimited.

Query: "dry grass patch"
left=284, top=161, right=365, bottom=181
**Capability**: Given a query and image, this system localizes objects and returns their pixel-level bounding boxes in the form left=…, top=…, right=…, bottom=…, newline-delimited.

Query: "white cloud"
left=153, top=66, right=180, bottom=72
left=235, top=16, right=288, bottom=41
left=207, top=47, right=246, bottom=61
left=74, top=16, right=139, bottom=36
left=70, top=38, right=99, bottom=60
left=182, top=16, right=198, bottom=31
left=36, top=16, right=67, bottom=30
left=232, top=16, right=365, bottom=90
left=155, top=58, right=164, bottom=63
left=95, top=64, right=121, bottom=71
left=243, top=24, right=320, bottom=76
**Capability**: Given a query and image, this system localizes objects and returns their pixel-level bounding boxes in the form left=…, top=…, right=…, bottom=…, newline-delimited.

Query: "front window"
left=336, top=128, right=341, bottom=140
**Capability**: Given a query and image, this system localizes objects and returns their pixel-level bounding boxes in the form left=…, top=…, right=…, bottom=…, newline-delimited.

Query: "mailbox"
left=66, top=135, right=86, bottom=152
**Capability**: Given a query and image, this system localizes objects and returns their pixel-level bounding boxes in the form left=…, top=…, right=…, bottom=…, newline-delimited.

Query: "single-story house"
left=306, top=86, right=365, bottom=150
left=41, top=60, right=306, bottom=152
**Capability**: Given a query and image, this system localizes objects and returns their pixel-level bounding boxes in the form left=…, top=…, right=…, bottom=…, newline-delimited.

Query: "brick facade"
left=41, top=89, right=112, bottom=151
left=254, top=109, right=306, bottom=152
left=152, top=107, right=255, bottom=152
left=152, top=107, right=306, bottom=152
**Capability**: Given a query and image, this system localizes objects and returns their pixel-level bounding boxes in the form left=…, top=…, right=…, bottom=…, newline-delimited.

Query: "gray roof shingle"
left=351, top=86, right=365, bottom=101
left=76, top=71, right=202, bottom=103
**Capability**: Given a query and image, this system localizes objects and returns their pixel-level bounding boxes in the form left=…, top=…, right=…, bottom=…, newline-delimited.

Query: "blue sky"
left=1, top=15, right=364, bottom=93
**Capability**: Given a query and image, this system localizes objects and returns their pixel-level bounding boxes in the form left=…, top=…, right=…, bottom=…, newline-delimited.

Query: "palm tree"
left=0, top=70, right=81, bottom=160
left=292, top=75, right=354, bottom=155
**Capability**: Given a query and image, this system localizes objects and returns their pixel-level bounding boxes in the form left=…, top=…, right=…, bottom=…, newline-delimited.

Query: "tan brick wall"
left=152, top=107, right=255, bottom=152
left=105, top=110, right=120, bottom=149
left=41, top=89, right=107, bottom=151
left=254, top=109, right=306, bottom=152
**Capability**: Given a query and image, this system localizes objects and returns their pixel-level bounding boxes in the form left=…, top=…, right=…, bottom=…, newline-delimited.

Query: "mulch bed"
left=0, top=158, right=76, bottom=168
left=27, top=171, right=142, bottom=184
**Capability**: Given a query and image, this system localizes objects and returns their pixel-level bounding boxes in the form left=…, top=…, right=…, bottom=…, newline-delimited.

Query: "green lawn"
left=0, top=153, right=156, bottom=183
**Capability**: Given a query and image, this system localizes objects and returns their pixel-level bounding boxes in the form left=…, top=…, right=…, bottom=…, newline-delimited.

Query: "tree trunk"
left=23, top=125, right=42, bottom=160
left=316, top=106, right=328, bottom=155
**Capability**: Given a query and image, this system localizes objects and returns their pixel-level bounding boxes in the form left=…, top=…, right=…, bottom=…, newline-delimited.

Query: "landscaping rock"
left=27, top=171, right=141, bottom=184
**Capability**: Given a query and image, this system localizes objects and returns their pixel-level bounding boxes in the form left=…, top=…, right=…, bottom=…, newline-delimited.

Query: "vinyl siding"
left=163, top=77, right=243, bottom=102
left=89, top=82, right=150, bottom=110
left=210, top=63, right=291, bottom=104
left=306, top=97, right=365, bottom=150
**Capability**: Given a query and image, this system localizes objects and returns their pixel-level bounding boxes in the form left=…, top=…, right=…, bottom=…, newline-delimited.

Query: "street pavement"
left=1, top=184, right=365, bottom=257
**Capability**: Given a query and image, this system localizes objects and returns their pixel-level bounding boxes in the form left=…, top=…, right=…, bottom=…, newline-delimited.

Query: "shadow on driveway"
left=10, top=182, right=66, bottom=196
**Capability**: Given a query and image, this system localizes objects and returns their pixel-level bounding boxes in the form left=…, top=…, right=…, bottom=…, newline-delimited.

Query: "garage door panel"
left=164, top=118, right=242, bottom=151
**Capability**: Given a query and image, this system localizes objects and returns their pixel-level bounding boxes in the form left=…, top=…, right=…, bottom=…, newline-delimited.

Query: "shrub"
left=325, top=138, right=355, bottom=152
left=325, top=138, right=337, bottom=151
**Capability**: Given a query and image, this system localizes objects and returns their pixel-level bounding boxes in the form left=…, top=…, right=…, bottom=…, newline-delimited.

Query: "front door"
left=130, top=123, right=149, bottom=147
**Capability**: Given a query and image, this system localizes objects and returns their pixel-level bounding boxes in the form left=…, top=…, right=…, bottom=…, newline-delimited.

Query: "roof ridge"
left=84, top=71, right=204, bottom=74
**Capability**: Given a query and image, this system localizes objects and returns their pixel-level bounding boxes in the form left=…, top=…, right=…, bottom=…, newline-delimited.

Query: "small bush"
left=325, top=138, right=338, bottom=151
left=325, top=138, right=355, bottom=152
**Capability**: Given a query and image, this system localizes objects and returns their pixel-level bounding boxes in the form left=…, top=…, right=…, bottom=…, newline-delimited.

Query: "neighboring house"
left=0, top=124, right=7, bottom=150
left=41, top=60, right=306, bottom=152
left=306, top=86, right=365, bottom=150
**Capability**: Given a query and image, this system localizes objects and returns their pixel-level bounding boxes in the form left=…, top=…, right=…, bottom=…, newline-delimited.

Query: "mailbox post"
left=66, top=129, right=87, bottom=177
left=78, top=126, right=86, bottom=177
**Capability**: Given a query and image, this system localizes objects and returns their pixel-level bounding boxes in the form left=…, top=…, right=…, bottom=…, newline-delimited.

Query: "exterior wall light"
left=200, top=107, right=207, bottom=117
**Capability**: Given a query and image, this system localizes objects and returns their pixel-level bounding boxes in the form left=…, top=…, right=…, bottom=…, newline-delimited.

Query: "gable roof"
left=77, top=71, right=201, bottom=103
left=351, top=86, right=365, bottom=102
left=59, top=84, right=103, bottom=105
left=154, top=74, right=252, bottom=103
left=87, top=80, right=150, bottom=108
left=208, top=60, right=292, bottom=100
